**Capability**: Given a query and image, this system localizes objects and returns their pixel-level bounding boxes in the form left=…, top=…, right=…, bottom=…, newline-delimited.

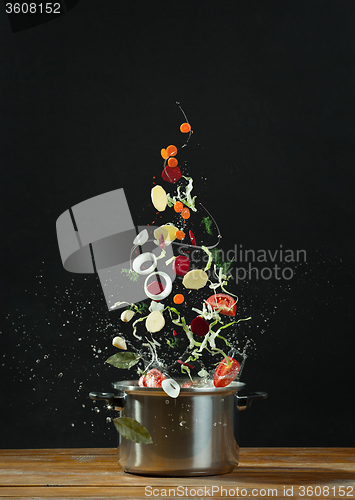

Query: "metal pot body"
left=113, top=381, right=243, bottom=476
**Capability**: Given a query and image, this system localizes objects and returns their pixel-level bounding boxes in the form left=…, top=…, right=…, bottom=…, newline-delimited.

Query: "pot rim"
left=112, top=379, right=245, bottom=395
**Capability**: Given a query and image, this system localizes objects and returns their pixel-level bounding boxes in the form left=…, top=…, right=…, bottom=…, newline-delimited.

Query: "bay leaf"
left=113, top=417, right=153, bottom=444
left=105, top=351, right=141, bottom=369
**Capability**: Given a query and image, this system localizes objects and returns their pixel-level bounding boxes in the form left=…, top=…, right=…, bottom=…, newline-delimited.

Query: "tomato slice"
left=138, top=369, right=166, bottom=388
left=213, top=356, right=240, bottom=388
left=206, top=293, right=236, bottom=316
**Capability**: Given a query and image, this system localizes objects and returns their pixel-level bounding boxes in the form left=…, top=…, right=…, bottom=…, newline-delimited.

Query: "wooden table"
left=0, top=448, right=354, bottom=499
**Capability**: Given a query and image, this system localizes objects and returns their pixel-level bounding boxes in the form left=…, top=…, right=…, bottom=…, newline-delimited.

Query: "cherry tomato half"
left=213, top=356, right=240, bottom=388
left=138, top=368, right=166, bottom=388
left=206, top=293, right=236, bottom=316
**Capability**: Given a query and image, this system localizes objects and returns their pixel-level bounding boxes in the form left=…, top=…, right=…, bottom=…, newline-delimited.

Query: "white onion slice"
left=149, top=301, right=164, bottom=312
left=162, top=378, right=180, bottom=398
left=144, top=271, right=172, bottom=301
left=133, top=229, right=149, bottom=246
left=132, top=252, right=157, bottom=276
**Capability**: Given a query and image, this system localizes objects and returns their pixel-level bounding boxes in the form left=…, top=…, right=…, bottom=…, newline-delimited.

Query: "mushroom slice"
left=182, top=269, right=209, bottom=290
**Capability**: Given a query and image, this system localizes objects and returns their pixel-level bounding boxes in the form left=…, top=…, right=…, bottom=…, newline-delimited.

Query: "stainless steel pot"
left=89, top=380, right=267, bottom=477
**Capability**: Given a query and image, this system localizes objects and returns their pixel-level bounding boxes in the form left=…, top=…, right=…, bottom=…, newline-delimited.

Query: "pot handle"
left=89, top=391, right=126, bottom=411
left=236, top=391, right=268, bottom=411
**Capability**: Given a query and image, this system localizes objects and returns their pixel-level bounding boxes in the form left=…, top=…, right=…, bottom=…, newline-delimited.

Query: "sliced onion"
left=149, top=301, right=165, bottom=312
left=132, top=252, right=157, bottom=275
left=144, top=271, right=172, bottom=300
left=162, top=378, right=180, bottom=398
left=133, top=229, right=149, bottom=246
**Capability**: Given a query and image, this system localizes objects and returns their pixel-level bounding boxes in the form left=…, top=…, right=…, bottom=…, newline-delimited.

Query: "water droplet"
left=213, top=423, right=217, bottom=427
left=106, top=417, right=112, bottom=423
left=179, top=421, right=186, bottom=427
left=165, top=400, right=169, bottom=404
left=220, top=398, right=224, bottom=402
left=58, top=372, right=63, bottom=378
left=165, top=435, right=168, bottom=438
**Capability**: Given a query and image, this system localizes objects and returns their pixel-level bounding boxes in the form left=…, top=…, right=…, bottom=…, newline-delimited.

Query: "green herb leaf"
left=202, top=245, right=213, bottom=271
left=166, top=337, right=179, bottom=348
left=121, top=268, right=139, bottom=282
left=113, top=417, right=153, bottom=444
left=201, top=216, right=213, bottom=235
left=105, top=352, right=141, bottom=369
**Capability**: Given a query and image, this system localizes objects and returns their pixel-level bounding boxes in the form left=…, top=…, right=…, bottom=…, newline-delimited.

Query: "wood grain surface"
left=0, top=448, right=354, bottom=499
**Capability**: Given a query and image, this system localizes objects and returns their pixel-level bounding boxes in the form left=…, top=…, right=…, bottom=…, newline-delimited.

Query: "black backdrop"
left=1, top=1, right=355, bottom=449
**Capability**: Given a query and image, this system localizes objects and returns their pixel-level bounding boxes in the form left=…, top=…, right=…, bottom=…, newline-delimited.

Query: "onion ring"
left=132, top=252, right=157, bottom=276
left=144, top=271, right=172, bottom=301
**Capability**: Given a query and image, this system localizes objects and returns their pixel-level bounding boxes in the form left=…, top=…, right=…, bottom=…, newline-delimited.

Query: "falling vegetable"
left=190, top=316, right=210, bottom=337
left=145, top=310, right=165, bottom=333
left=139, top=369, right=166, bottom=388
left=175, top=230, right=185, bottom=241
left=120, top=310, right=135, bottom=323
left=174, top=201, right=183, bottom=213
left=112, top=336, right=127, bottom=350
left=173, top=293, right=185, bottom=304
left=180, top=207, right=190, bottom=220
left=189, top=230, right=196, bottom=246
left=172, top=255, right=190, bottom=276
left=162, top=378, right=180, bottom=398
left=180, top=122, right=191, bottom=133
left=168, top=157, right=178, bottom=168
left=213, top=357, right=240, bottom=388
left=151, top=185, right=168, bottom=212
left=161, top=148, right=169, bottom=160
left=166, top=145, right=177, bottom=157
left=162, top=165, right=182, bottom=184
left=182, top=269, right=208, bottom=290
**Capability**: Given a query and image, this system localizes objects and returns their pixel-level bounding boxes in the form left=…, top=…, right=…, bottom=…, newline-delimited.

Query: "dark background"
left=1, top=0, right=354, bottom=448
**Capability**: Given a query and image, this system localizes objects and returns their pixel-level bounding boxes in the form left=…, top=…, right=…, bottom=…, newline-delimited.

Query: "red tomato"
left=213, top=356, right=240, bottom=388
left=138, top=369, right=166, bottom=388
left=206, top=293, right=236, bottom=316
left=181, top=381, right=194, bottom=388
